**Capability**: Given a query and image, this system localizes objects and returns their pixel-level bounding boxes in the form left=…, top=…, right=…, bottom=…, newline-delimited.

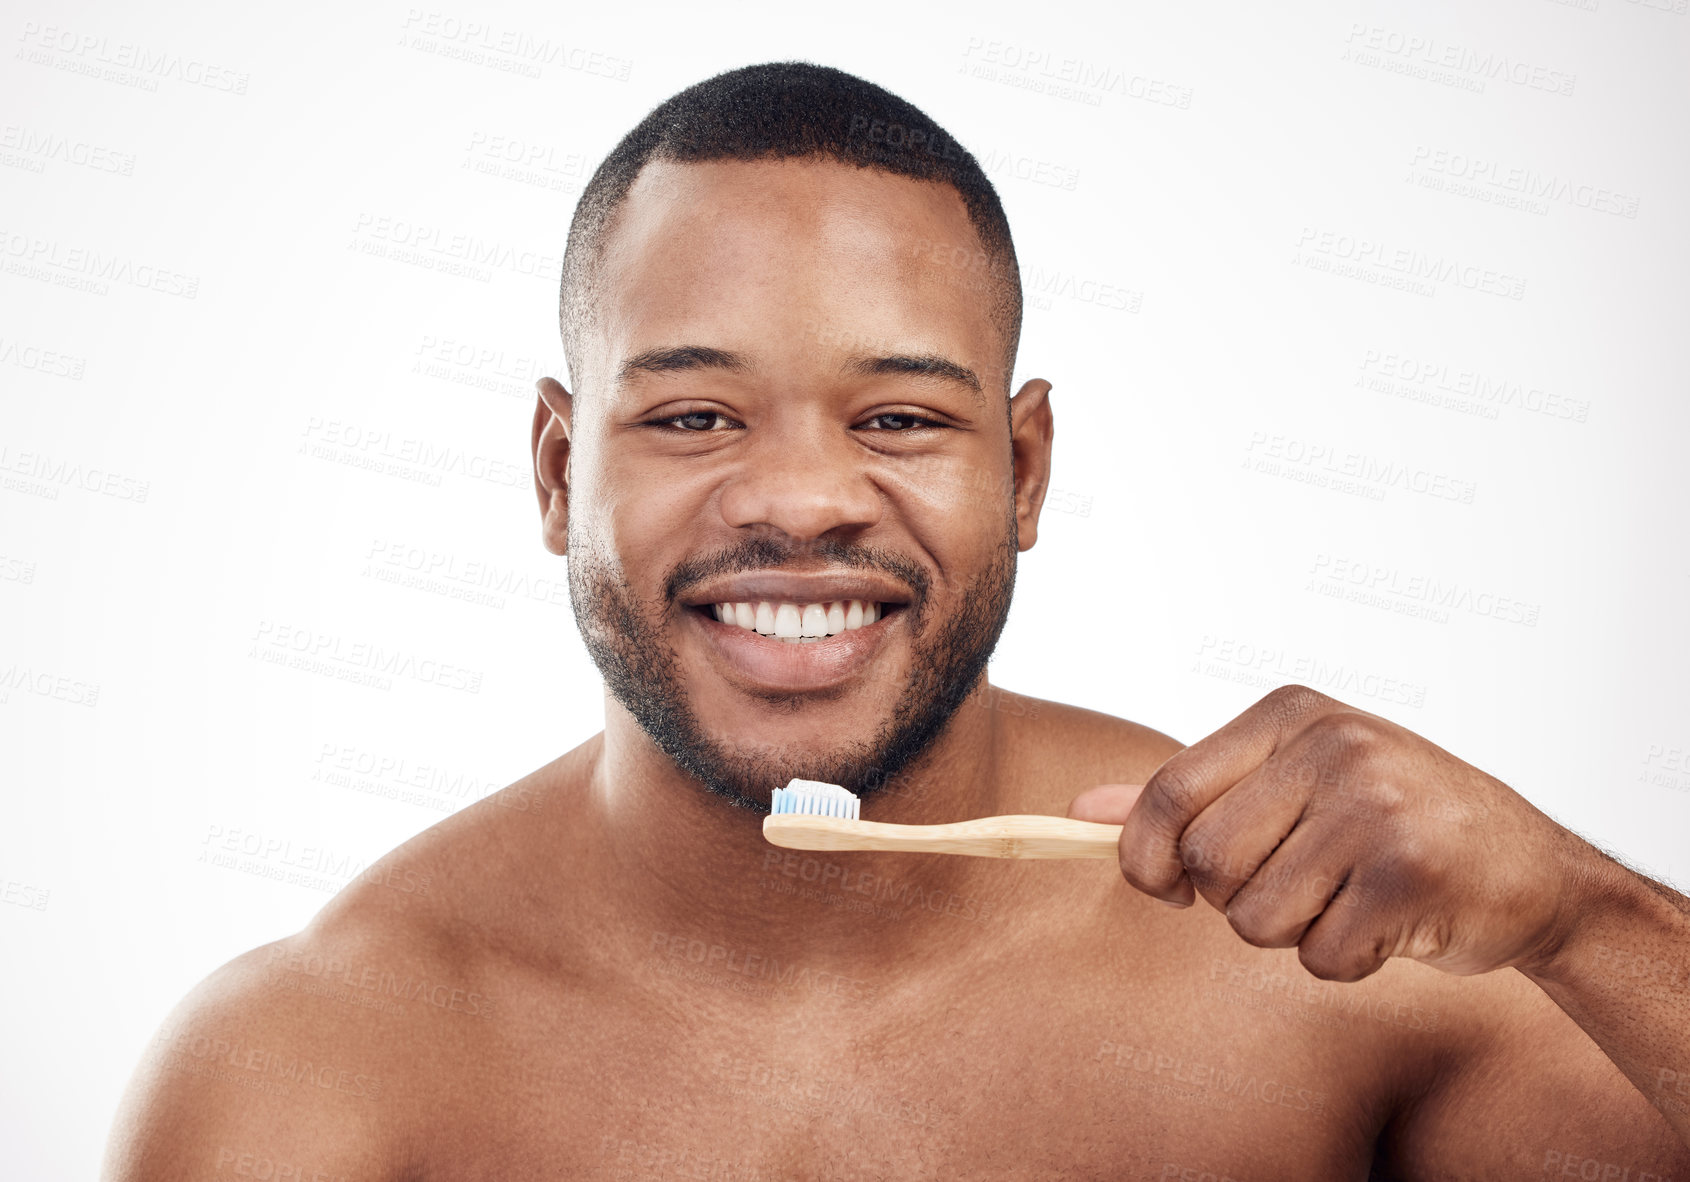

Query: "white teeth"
left=714, top=599, right=884, bottom=640
left=774, top=603, right=803, bottom=639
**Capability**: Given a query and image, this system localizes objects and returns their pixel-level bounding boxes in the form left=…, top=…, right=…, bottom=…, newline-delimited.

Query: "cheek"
left=884, top=457, right=1015, bottom=563
left=579, top=461, right=719, bottom=590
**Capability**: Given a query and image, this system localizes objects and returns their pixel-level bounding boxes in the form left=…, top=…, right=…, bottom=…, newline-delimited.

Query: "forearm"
left=1521, top=845, right=1690, bottom=1143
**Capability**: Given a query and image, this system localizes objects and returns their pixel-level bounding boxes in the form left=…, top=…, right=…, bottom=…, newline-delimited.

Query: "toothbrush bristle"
left=770, top=778, right=860, bottom=820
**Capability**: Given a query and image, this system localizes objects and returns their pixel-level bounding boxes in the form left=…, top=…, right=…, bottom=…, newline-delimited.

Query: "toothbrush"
left=763, top=779, right=1124, bottom=860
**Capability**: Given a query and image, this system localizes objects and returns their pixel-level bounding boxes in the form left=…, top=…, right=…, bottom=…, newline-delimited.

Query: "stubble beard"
left=566, top=528, right=1017, bottom=812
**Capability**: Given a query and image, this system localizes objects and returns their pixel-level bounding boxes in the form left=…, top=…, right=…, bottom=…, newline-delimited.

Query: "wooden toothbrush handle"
left=761, top=814, right=1124, bottom=860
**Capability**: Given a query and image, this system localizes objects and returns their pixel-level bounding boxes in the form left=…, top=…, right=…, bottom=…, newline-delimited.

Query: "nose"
left=717, top=422, right=883, bottom=541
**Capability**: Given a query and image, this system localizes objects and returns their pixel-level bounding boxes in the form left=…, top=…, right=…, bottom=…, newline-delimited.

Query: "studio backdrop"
left=1, top=0, right=1686, bottom=1176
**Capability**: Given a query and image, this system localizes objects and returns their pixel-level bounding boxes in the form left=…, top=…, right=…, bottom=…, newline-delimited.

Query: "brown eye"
left=865, top=413, right=932, bottom=431
left=674, top=412, right=722, bottom=431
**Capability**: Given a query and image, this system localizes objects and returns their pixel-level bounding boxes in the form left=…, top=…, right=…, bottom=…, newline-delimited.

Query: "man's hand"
left=1068, top=684, right=1606, bottom=983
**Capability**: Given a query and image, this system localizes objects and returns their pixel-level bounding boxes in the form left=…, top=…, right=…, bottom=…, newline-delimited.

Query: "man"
left=105, top=62, right=1690, bottom=1180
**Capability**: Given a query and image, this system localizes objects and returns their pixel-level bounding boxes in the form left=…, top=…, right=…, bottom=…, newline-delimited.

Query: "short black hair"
left=558, top=60, right=1022, bottom=397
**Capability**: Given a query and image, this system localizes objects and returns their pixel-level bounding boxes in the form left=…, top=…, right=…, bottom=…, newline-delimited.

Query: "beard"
left=567, top=525, right=1017, bottom=812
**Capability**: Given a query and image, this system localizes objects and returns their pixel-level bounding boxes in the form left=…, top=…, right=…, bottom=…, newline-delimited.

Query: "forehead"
left=590, top=158, right=1005, bottom=394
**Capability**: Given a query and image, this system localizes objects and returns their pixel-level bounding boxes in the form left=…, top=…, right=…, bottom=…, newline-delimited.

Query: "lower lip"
left=686, top=607, right=901, bottom=693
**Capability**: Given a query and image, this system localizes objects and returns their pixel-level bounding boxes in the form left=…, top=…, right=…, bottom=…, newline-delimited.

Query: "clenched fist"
left=1069, top=684, right=1607, bottom=983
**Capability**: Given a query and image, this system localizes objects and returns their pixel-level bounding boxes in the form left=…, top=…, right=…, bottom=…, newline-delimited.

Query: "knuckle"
left=1225, top=899, right=1288, bottom=948
left=1299, top=919, right=1388, bottom=983
left=1308, top=711, right=1388, bottom=758
left=1298, top=938, right=1358, bottom=982
left=1118, top=858, right=1176, bottom=897
left=1264, top=683, right=1328, bottom=721
left=1265, top=743, right=1325, bottom=795
left=1177, top=826, right=1249, bottom=891
left=1145, top=763, right=1202, bottom=823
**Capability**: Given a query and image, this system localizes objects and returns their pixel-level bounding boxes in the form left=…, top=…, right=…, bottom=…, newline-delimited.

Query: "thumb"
left=1066, top=783, right=1145, bottom=824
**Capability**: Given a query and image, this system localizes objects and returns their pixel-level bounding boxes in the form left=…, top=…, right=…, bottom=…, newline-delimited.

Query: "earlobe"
left=532, top=377, right=574, bottom=556
left=1008, top=378, right=1055, bottom=552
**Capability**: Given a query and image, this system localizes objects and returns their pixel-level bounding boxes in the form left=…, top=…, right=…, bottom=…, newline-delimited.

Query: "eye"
left=860, top=412, right=942, bottom=432
left=651, top=410, right=738, bottom=432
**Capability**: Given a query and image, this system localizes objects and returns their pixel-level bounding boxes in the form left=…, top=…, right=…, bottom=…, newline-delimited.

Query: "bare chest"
left=406, top=946, right=1404, bottom=1181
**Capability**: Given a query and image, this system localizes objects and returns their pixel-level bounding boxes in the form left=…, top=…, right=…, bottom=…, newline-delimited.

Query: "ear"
left=1007, top=378, right=1054, bottom=551
left=531, top=377, right=574, bottom=556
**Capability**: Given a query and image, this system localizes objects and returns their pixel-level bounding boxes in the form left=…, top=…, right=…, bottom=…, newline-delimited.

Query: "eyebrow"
left=616, top=345, right=985, bottom=405
left=616, top=345, right=751, bottom=384
left=843, top=353, right=983, bottom=403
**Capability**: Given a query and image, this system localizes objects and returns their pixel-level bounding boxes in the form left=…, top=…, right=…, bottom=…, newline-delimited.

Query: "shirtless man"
left=105, top=62, right=1690, bottom=1181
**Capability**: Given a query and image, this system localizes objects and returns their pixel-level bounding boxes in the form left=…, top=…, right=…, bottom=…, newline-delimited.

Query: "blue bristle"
left=772, top=779, right=859, bottom=819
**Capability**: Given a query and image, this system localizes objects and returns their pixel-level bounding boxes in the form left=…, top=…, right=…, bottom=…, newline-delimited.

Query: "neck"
left=575, top=680, right=1028, bottom=978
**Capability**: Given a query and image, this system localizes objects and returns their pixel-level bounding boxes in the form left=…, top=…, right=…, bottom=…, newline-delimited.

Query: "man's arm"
left=1522, top=856, right=1690, bottom=1136
left=1379, top=938, right=1690, bottom=1178
left=103, top=936, right=403, bottom=1181
left=1071, top=685, right=1690, bottom=1159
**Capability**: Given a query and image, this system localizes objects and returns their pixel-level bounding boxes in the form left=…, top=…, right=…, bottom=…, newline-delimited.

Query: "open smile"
left=680, top=574, right=914, bottom=693
left=695, top=598, right=896, bottom=642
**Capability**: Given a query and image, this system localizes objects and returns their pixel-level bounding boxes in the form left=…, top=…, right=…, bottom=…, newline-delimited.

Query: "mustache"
left=663, top=536, right=931, bottom=606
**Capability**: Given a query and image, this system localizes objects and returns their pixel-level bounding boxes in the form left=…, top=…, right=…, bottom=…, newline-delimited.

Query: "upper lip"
left=679, top=570, right=914, bottom=608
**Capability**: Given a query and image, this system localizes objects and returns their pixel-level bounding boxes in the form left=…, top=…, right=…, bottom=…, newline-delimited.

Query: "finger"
left=1176, top=764, right=1311, bottom=914
left=1293, top=870, right=1394, bottom=983
left=1065, top=784, right=1144, bottom=824
left=1221, top=813, right=1356, bottom=952
left=1120, top=686, right=1331, bottom=905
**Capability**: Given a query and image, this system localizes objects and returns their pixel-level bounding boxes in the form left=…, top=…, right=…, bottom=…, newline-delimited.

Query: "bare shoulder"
left=103, top=916, right=418, bottom=1179
left=990, top=686, right=1183, bottom=800
left=104, top=760, right=573, bottom=1181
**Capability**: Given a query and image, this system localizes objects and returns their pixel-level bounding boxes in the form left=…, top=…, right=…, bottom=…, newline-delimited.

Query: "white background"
left=2, top=0, right=1687, bottom=1174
